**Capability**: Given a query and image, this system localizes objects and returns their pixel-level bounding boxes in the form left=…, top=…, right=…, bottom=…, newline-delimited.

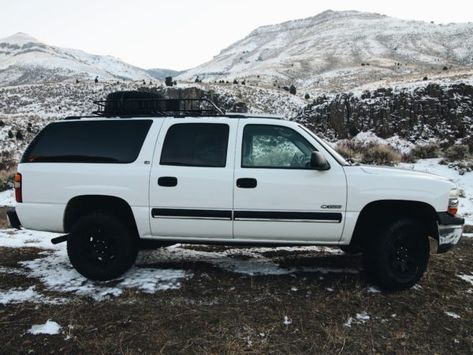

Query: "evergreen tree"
left=290, top=85, right=296, bottom=95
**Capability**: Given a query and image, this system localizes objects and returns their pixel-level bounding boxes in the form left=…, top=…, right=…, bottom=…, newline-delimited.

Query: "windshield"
left=298, top=125, right=350, bottom=166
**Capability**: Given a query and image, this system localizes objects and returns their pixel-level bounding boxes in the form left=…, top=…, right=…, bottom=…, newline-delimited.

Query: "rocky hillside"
left=296, top=82, right=473, bottom=148
left=178, top=10, right=473, bottom=91
left=0, top=80, right=304, bottom=162
left=0, top=33, right=155, bottom=86
left=1, top=78, right=472, bottom=166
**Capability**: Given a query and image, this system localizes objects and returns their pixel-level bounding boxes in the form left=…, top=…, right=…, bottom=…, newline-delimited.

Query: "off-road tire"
left=67, top=213, right=138, bottom=281
left=363, top=218, right=430, bottom=291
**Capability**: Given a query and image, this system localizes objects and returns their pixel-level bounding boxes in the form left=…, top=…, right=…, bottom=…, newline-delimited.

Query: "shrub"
left=289, top=85, right=296, bottom=95
left=304, top=93, right=310, bottom=99
left=463, top=136, right=473, bottom=152
left=410, top=143, right=440, bottom=159
left=361, top=145, right=402, bottom=166
left=0, top=168, right=15, bottom=191
left=165, top=76, right=173, bottom=87
left=336, top=141, right=401, bottom=165
left=445, top=144, right=469, bottom=161
left=336, top=142, right=357, bottom=161
left=401, top=153, right=416, bottom=163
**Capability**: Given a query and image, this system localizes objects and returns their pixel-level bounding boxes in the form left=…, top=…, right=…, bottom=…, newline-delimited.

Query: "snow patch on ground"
left=0, top=227, right=356, bottom=302
left=28, top=320, right=61, bottom=335
left=353, top=131, right=415, bottom=154
left=344, top=311, right=370, bottom=327
left=445, top=311, right=461, bottom=319
left=0, top=286, right=65, bottom=305
left=0, top=189, right=15, bottom=207
left=367, top=286, right=381, bottom=293
left=458, top=274, right=473, bottom=286
left=21, top=250, right=188, bottom=301
left=0, top=229, right=188, bottom=301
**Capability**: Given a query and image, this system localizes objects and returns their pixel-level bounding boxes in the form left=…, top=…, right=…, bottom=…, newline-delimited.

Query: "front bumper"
left=437, top=212, right=464, bottom=253
left=6, top=208, right=21, bottom=229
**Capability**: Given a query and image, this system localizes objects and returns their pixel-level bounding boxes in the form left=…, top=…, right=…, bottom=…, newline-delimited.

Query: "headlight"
left=448, top=188, right=460, bottom=215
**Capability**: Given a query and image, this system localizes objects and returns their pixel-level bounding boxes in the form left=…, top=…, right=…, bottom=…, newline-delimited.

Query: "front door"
left=233, top=121, right=347, bottom=242
left=149, top=119, right=237, bottom=239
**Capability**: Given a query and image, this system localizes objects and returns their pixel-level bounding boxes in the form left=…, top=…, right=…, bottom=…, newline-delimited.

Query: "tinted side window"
left=160, top=123, right=229, bottom=167
left=242, top=125, right=315, bottom=169
left=21, top=120, right=152, bottom=164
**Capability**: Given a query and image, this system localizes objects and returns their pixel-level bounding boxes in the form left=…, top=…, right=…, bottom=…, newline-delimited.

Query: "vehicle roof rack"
left=93, top=91, right=225, bottom=118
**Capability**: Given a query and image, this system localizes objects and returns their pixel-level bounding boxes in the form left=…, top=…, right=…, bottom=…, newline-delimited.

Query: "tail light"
left=14, top=173, right=22, bottom=203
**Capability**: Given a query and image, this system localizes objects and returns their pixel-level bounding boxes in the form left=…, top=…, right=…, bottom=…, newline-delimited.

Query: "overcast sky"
left=0, top=0, right=472, bottom=70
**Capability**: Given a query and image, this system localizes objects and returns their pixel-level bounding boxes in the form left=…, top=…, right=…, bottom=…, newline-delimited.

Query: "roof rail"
left=93, top=91, right=225, bottom=118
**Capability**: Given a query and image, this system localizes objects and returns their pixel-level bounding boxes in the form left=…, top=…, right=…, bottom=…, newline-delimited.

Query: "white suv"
left=8, top=94, right=464, bottom=291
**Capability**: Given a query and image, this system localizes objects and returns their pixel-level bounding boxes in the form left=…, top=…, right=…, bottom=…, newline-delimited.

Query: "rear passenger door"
left=149, top=119, right=237, bottom=239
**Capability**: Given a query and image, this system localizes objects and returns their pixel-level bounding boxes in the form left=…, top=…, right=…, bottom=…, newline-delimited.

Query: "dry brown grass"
left=409, top=143, right=441, bottom=160
left=0, top=238, right=472, bottom=354
left=0, top=168, right=15, bottom=192
left=445, top=144, right=470, bottom=161
left=336, top=141, right=402, bottom=166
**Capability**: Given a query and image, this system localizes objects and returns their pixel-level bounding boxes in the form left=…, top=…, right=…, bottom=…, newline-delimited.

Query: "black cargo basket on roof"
left=93, top=91, right=225, bottom=117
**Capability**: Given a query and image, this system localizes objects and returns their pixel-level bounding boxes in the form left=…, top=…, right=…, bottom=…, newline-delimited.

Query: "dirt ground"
left=0, top=217, right=472, bottom=354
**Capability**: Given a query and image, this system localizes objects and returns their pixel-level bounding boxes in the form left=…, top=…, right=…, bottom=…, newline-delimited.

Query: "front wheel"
left=363, top=218, right=430, bottom=291
left=67, top=213, right=138, bottom=281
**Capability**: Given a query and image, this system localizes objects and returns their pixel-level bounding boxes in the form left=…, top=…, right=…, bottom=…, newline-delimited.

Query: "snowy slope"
left=0, top=33, right=154, bottom=86
left=178, top=10, right=473, bottom=91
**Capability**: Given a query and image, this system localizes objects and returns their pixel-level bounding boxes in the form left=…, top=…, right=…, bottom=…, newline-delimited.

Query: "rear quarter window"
left=21, top=120, right=152, bottom=164
left=160, top=123, right=229, bottom=167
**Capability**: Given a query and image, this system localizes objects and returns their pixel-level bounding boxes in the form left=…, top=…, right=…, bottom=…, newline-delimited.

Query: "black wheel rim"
left=387, top=232, right=422, bottom=282
left=80, top=226, right=117, bottom=266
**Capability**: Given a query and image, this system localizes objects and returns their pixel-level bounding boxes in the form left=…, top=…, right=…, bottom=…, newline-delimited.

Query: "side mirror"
left=310, top=151, right=330, bottom=170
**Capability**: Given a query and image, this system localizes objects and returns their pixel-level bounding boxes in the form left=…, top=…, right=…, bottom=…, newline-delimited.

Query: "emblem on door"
left=321, top=205, right=342, bottom=209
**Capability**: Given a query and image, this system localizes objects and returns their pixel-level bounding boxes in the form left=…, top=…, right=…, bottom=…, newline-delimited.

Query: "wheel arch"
left=350, top=199, right=439, bottom=248
left=63, top=195, right=139, bottom=239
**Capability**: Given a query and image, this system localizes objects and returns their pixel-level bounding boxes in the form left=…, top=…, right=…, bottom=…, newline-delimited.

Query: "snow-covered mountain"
left=0, top=32, right=154, bottom=86
left=178, top=10, right=473, bottom=91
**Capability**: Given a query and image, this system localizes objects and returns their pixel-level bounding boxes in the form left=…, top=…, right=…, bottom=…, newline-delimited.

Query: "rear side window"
left=21, top=120, right=152, bottom=164
left=160, top=123, right=229, bottom=167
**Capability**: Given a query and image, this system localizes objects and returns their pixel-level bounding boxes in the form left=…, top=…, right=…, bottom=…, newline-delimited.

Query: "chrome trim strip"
left=234, top=218, right=339, bottom=223
left=153, top=216, right=231, bottom=221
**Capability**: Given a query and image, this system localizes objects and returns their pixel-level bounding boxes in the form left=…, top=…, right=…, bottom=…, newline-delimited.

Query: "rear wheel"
left=363, top=218, right=430, bottom=291
left=67, top=213, right=138, bottom=281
